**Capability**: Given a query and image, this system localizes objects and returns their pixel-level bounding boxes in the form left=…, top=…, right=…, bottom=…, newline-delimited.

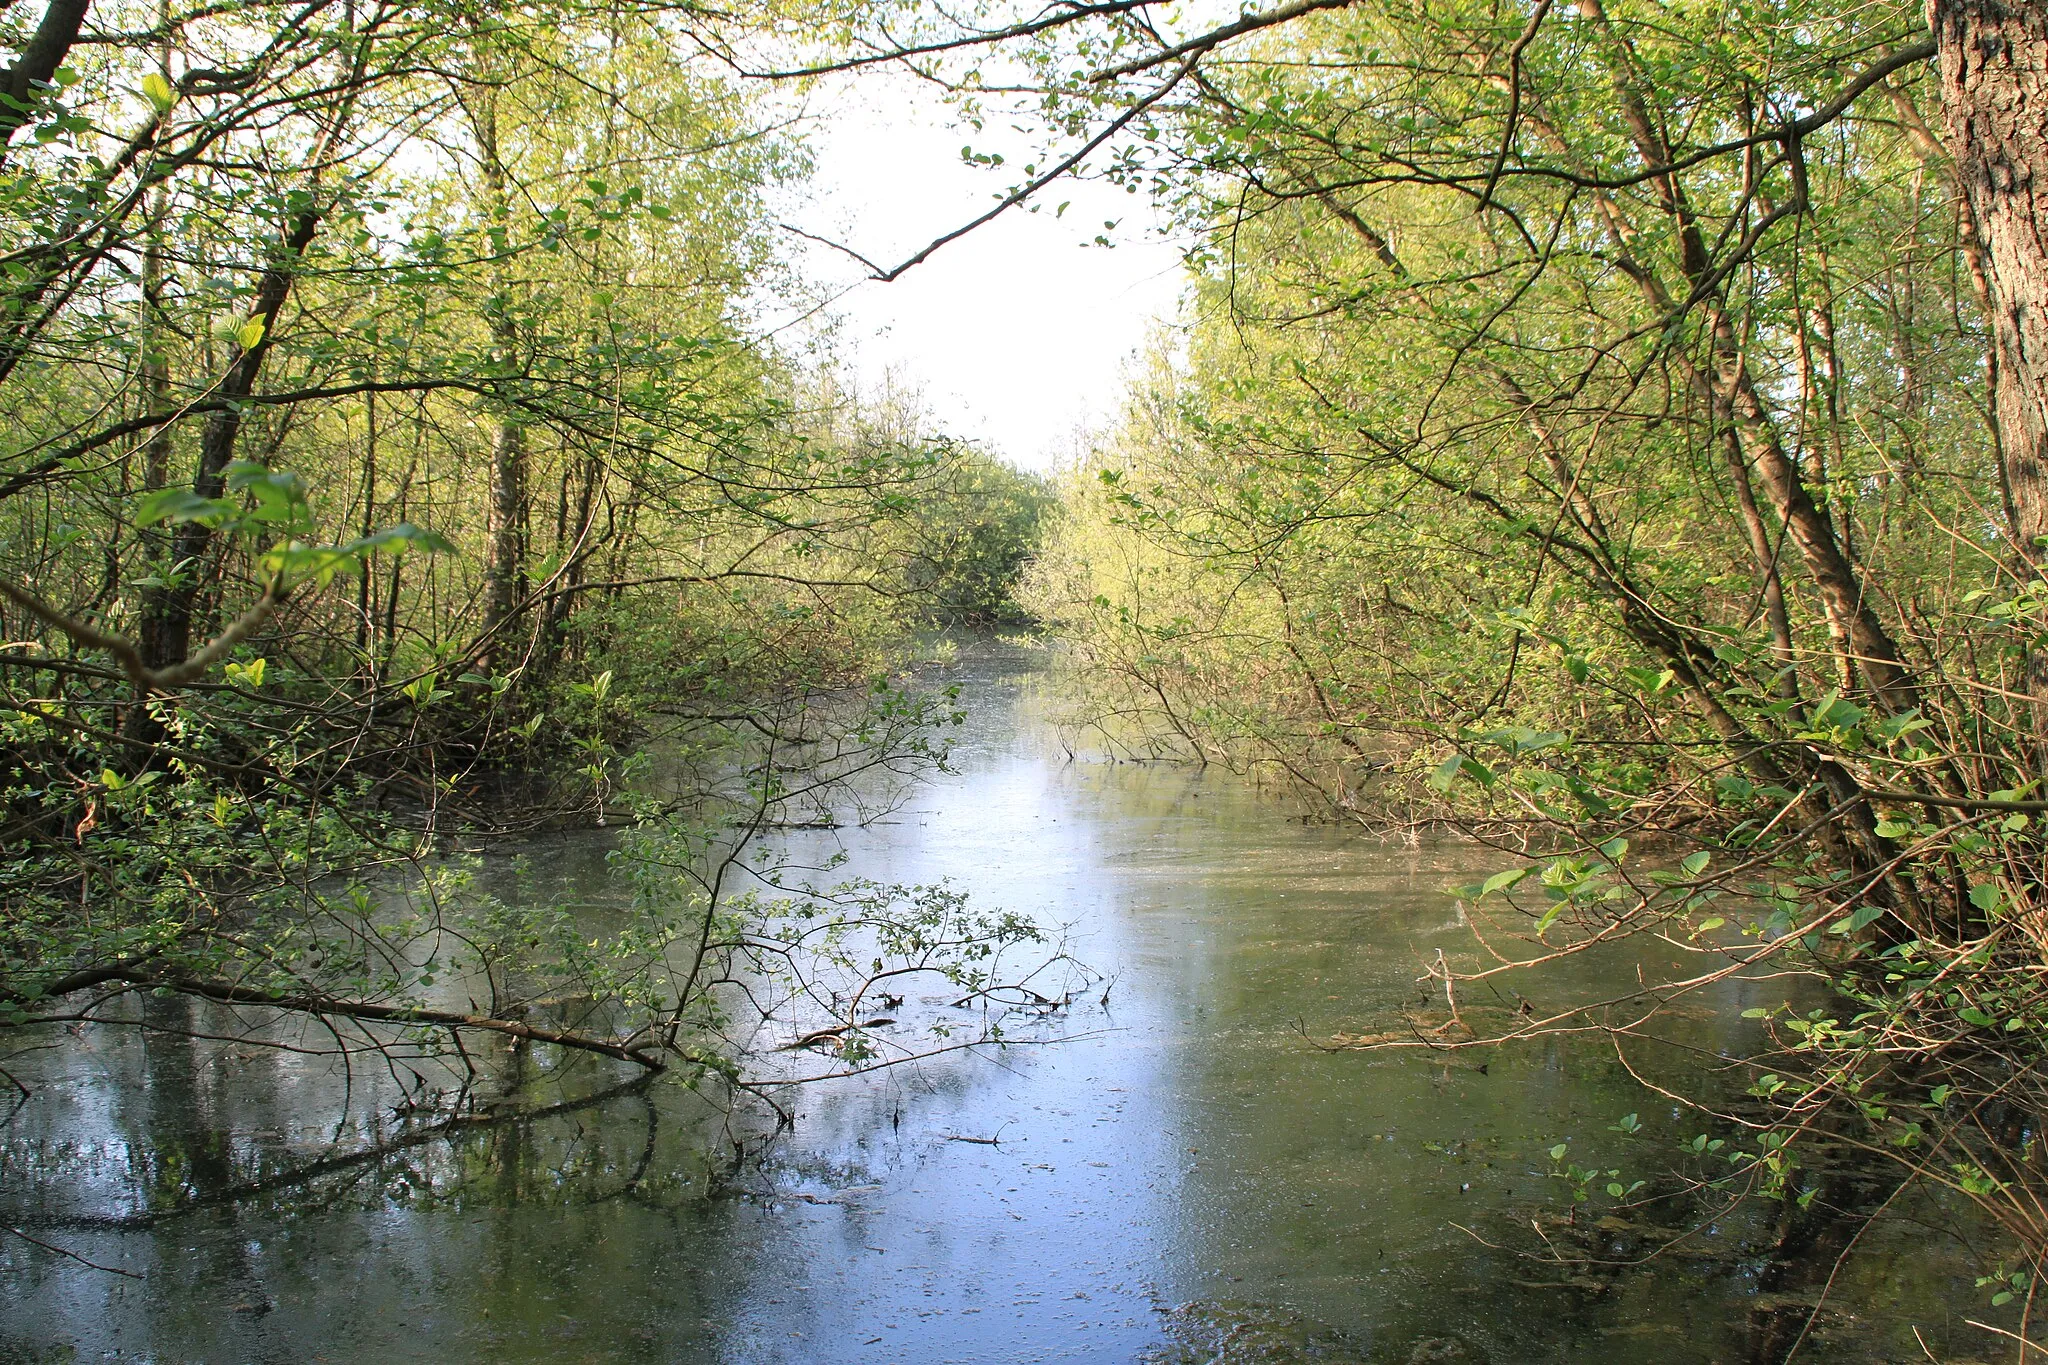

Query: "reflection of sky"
left=726, top=655, right=1183, bottom=1361
left=3, top=640, right=1993, bottom=1363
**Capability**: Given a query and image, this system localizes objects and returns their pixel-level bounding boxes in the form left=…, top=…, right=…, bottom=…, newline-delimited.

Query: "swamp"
left=4, top=0, right=2048, bottom=1361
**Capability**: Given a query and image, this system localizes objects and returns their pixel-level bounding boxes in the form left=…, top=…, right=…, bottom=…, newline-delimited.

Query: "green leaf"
left=258, top=524, right=452, bottom=589
left=1805, top=692, right=1867, bottom=734
left=236, top=316, right=267, bottom=351
left=227, top=461, right=308, bottom=526
left=1427, top=754, right=1464, bottom=794
left=1968, top=882, right=2005, bottom=915
left=1480, top=867, right=1532, bottom=896
left=1680, top=850, right=1711, bottom=876
left=223, top=657, right=266, bottom=688
left=136, top=487, right=236, bottom=527
left=141, top=72, right=174, bottom=110
left=1622, top=665, right=1675, bottom=695
left=1959, top=1007, right=1998, bottom=1029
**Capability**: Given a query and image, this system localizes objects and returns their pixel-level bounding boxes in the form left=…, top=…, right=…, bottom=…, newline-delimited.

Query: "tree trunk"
left=464, top=82, right=529, bottom=675
left=1722, top=428, right=1801, bottom=701
left=138, top=201, right=322, bottom=671
left=356, top=387, right=377, bottom=659
left=1570, top=0, right=1919, bottom=712
left=0, top=0, right=89, bottom=152
left=1931, top=0, right=2048, bottom=764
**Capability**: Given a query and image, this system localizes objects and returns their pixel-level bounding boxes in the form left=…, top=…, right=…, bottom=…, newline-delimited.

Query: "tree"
left=0, top=0, right=1065, bottom=1136
left=760, top=0, right=2048, bottom=1330
left=1932, top=0, right=2048, bottom=746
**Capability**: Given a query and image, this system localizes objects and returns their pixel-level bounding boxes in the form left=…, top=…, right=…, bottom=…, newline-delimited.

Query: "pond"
left=1, top=637, right=1996, bottom=1363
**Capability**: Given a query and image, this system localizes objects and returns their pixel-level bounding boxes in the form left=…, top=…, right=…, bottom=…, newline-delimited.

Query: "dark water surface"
left=2, top=639, right=1998, bottom=1362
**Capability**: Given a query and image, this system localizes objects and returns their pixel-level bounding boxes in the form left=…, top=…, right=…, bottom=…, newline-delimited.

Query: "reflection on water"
left=1, top=638, right=1997, bottom=1362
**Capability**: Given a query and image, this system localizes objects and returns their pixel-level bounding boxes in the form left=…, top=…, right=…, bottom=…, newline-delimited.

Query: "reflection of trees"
left=1462, top=1097, right=1981, bottom=1364
left=3, top=1038, right=742, bottom=1236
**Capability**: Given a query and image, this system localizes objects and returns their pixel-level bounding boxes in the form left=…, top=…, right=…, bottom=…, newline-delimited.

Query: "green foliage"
left=987, top=0, right=2048, bottom=1305
left=898, top=450, right=1055, bottom=623
left=0, top=0, right=1066, bottom=1137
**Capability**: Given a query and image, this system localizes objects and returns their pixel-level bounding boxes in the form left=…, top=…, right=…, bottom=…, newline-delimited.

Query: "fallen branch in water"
left=20, top=969, right=670, bottom=1071
left=774, top=1018, right=897, bottom=1052
left=3, top=1223, right=143, bottom=1277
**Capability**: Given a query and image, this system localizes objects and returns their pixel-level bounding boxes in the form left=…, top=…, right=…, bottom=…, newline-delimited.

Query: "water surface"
left=2, top=639, right=1994, bottom=1362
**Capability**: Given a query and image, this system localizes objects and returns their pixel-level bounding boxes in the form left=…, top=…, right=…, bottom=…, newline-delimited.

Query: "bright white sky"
left=762, top=73, right=1191, bottom=472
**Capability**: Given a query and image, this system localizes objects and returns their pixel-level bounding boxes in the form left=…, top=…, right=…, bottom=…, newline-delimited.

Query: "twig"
left=3, top=1224, right=142, bottom=1278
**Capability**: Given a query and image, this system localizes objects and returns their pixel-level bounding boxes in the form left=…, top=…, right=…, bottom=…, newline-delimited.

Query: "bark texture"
left=1932, top=0, right=2048, bottom=753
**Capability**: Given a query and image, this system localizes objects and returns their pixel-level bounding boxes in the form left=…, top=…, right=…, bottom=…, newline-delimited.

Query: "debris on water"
left=1138, top=1300, right=1373, bottom=1363
left=1405, top=1338, right=1489, bottom=1364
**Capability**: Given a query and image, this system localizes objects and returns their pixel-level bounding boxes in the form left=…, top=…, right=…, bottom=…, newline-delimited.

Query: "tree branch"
left=0, top=573, right=283, bottom=693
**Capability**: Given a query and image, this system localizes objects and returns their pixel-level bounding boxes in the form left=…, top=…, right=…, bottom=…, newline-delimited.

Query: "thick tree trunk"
left=0, top=0, right=89, bottom=152
left=1931, top=0, right=2048, bottom=763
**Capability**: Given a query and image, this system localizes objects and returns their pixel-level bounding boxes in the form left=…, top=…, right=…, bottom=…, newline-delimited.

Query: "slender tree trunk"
left=138, top=201, right=323, bottom=671
left=537, top=450, right=602, bottom=679
left=1723, top=429, right=1801, bottom=700
left=1506, top=17, right=1917, bottom=710
left=134, top=7, right=176, bottom=662
left=464, top=82, right=528, bottom=675
left=356, top=387, right=377, bottom=659
left=1706, top=305, right=1919, bottom=712
left=133, top=24, right=366, bottom=676
left=381, top=455, right=414, bottom=683
left=138, top=195, right=172, bottom=501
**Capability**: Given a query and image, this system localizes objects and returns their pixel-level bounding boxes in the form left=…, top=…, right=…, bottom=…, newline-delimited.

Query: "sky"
left=760, top=73, right=1191, bottom=473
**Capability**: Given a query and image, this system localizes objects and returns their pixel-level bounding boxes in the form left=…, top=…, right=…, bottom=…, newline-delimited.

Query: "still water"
left=1, top=639, right=1996, bottom=1362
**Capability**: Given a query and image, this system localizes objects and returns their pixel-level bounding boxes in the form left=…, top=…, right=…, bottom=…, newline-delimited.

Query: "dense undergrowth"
left=0, top=0, right=1056, bottom=1133
left=962, top=0, right=2048, bottom=1344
